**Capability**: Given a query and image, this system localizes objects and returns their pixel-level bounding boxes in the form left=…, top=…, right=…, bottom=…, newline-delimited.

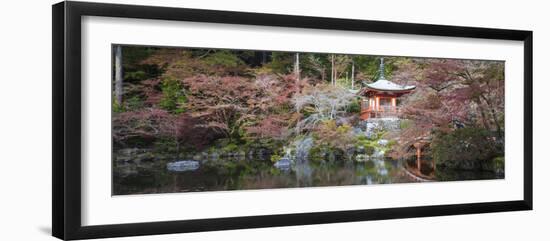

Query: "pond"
left=114, top=155, right=404, bottom=195
left=112, top=152, right=502, bottom=195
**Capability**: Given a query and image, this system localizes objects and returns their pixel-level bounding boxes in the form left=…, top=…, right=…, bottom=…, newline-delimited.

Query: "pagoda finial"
left=378, top=57, right=386, bottom=80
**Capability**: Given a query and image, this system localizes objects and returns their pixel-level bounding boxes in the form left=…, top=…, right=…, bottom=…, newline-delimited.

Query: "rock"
left=363, top=118, right=401, bottom=138
left=365, top=122, right=378, bottom=138
left=378, top=139, right=389, bottom=146
left=293, top=136, right=314, bottom=163
left=355, top=154, right=369, bottom=162
left=274, top=158, right=292, bottom=169
left=166, top=160, right=200, bottom=172
left=210, top=151, right=220, bottom=160
left=356, top=146, right=365, bottom=154
left=115, top=148, right=154, bottom=164
left=372, top=150, right=385, bottom=159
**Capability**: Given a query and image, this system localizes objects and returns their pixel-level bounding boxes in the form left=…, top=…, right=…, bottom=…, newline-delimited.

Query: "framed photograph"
left=52, top=1, right=533, bottom=240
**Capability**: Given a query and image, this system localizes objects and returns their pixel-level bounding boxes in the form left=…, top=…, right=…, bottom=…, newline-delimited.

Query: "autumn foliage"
left=113, top=46, right=505, bottom=172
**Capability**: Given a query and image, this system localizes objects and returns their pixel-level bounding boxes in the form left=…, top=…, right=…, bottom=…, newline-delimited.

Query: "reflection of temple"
left=358, top=58, right=415, bottom=120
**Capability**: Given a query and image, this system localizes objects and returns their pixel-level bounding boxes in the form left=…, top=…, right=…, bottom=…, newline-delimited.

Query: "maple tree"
left=112, top=45, right=505, bottom=172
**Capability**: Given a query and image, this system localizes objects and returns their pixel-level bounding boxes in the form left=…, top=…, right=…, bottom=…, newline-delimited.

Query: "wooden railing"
left=360, top=105, right=401, bottom=119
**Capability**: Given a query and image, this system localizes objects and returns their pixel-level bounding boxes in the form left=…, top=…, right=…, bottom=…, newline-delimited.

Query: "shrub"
left=313, top=120, right=356, bottom=153
left=222, top=142, right=239, bottom=153
left=159, top=77, right=187, bottom=113
left=125, top=95, right=144, bottom=110
left=112, top=99, right=124, bottom=113
left=270, top=154, right=282, bottom=163
left=347, top=98, right=361, bottom=113
left=364, top=145, right=375, bottom=156
left=488, top=156, right=505, bottom=174
left=431, top=127, right=499, bottom=170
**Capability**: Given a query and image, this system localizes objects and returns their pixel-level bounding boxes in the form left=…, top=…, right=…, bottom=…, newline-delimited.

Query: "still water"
left=114, top=155, right=412, bottom=195
left=113, top=154, right=501, bottom=195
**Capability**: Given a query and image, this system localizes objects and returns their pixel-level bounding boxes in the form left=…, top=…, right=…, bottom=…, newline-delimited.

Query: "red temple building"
left=357, top=58, right=415, bottom=120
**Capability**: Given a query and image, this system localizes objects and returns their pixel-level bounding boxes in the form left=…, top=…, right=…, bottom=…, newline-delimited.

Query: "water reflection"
left=113, top=154, right=419, bottom=195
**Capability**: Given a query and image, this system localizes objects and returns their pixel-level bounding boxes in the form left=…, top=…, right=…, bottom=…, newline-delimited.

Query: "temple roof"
left=365, top=79, right=416, bottom=92
left=359, top=57, right=415, bottom=94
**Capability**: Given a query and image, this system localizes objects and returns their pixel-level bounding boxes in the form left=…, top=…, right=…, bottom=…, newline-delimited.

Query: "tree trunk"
left=481, top=94, right=504, bottom=140
left=114, top=45, right=123, bottom=107
left=294, top=53, right=300, bottom=81
left=261, top=51, right=267, bottom=64
left=331, top=54, right=335, bottom=86
left=351, top=61, right=355, bottom=89
left=475, top=98, right=491, bottom=131
left=416, top=147, right=421, bottom=170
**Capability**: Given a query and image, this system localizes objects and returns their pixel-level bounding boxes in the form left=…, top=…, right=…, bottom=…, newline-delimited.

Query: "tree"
left=331, top=54, right=335, bottom=85
left=329, top=54, right=352, bottom=86
left=392, top=58, right=505, bottom=160
left=181, top=75, right=269, bottom=141
left=351, top=59, right=355, bottom=89
left=159, top=113, right=218, bottom=153
left=454, top=61, right=504, bottom=140
left=269, top=52, right=294, bottom=74
left=308, top=54, right=327, bottom=82
left=114, top=45, right=123, bottom=107
left=202, top=50, right=246, bottom=75
left=431, top=127, right=498, bottom=170
left=314, top=120, right=356, bottom=154
left=293, top=84, right=355, bottom=132
left=112, top=108, right=170, bottom=147
left=294, top=52, right=300, bottom=81
left=245, top=115, right=290, bottom=140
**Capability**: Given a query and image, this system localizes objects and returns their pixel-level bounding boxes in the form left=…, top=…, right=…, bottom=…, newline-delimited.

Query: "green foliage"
left=222, top=142, right=239, bottom=153
left=364, top=145, right=375, bottom=156
left=124, top=70, right=147, bottom=81
left=112, top=99, right=124, bottom=113
left=335, top=78, right=350, bottom=89
left=203, top=50, right=245, bottom=70
left=153, top=138, right=179, bottom=154
left=491, top=156, right=505, bottom=173
left=120, top=46, right=160, bottom=82
left=122, top=46, right=156, bottom=67
left=347, top=98, right=361, bottom=113
left=270, top=154, right=282, bottom=163
left=387, top=139, right=397, bottom=148
left=313, top=120, right=356, bottom=155
left=308, top=145, right=323, bottom=162
left=268, top=52, right=293, bottom=73
left=431, top=128, right=499, bottom=170
left=125, top=95, right=144, bottom=110
left=159, top=77, right=187, bottom=113
left=355, top=135, right=379, bottom=155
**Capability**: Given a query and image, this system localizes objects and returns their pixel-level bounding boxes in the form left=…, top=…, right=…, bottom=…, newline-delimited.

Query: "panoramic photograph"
left=111, top=45, right=505, bottom=195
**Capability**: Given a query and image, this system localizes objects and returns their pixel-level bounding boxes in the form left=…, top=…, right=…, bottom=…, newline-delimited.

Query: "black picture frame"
left=52, top=1, right=533, bottom=240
